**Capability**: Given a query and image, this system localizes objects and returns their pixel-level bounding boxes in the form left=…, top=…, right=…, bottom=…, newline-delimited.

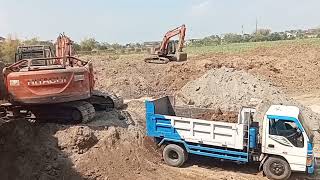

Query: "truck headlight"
left=306, top=154, right=313, bottom=166
left=9, top=80, right=20, bottom=86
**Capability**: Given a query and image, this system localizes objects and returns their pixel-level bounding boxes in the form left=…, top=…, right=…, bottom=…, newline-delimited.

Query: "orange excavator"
left=0, top=34, right=123, bottom=123
left=144, top=24, right=187, bottom=64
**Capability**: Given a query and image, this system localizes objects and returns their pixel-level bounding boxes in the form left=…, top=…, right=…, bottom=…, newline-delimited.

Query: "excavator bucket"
left=175, top=52, right=187, bottom=62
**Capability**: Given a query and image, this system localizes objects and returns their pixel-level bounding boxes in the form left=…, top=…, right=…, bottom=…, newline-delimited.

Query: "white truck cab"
left=261, top=105, right=315, bottom=179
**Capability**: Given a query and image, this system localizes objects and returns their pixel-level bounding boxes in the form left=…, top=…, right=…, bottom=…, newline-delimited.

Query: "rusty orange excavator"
left=0, top=33, right=123, bottom=123
left=144, top=24, right=187, bottom=64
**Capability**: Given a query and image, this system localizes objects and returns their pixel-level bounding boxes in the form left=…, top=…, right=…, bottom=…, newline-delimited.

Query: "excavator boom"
left=55, top=33, right=74, bottom=57
left=159, top=24, right=186, bottom=54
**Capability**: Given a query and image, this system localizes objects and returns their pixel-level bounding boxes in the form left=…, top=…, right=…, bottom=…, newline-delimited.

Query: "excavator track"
left=144, top=56, right=170, bottom=64
left=31, top=101, right=95, bottom=123
left=66, top=101, right=96, bottom=123
left=89, top=90, right=124, bottom=111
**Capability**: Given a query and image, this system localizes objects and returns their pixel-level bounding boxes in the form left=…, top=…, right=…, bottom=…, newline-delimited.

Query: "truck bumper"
left=307, top=157, right=317, bottom=174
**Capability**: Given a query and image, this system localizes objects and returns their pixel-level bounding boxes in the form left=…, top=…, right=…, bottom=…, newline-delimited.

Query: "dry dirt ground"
left=1, top=43, right=320, bottom=180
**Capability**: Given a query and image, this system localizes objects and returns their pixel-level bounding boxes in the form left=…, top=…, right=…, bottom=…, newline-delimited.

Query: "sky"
left=1, top=0, right=320, bottom=44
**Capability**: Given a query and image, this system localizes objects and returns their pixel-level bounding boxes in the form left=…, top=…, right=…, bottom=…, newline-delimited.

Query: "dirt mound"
left=0, top=120, right=83, bottom=180
left=55, top=126, right=98, bottom=154
left=178, top=67, right=319, bottom=123
left=176, top=67, right=320, bottom=145
left=87, top=54, right=206, bottom=99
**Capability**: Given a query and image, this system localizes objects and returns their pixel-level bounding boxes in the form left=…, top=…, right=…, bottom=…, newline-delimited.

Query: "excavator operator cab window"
left=167, top=41, right=177, bottom=54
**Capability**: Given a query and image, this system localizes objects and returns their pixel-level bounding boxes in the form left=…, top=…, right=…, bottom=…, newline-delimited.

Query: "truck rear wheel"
left=263, top=157, right=291, bottom=180
left=163, top=144, right=187, bottom=167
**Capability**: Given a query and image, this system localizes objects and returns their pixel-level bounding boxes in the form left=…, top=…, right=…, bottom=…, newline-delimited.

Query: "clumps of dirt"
left=177, top=67, right=277, bottom=110
left=196, top=111, right=238, bottom=123
left=176, top=67, right=320, bottom=132
left=0, top=120, right=83, bottom=180
left=0, top=105, right=154, bottom=180
left=176, top=107, right=239, bottom=123
left=55, top=126, right=98, bottom=154
left=210, top=110, right=238, bottom=123
left=88, top=54, right=206, bottom=99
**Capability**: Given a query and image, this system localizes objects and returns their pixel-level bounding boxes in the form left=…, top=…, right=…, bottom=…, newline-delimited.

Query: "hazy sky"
left=1, top=0, right=320, bottom=43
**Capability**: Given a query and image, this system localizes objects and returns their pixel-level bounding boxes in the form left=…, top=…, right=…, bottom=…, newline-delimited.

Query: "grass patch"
left=186, top=38, right=320, bottom=55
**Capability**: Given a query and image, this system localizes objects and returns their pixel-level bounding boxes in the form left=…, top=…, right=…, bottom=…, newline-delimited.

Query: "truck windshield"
left=298, top=114, right=314, bottom=142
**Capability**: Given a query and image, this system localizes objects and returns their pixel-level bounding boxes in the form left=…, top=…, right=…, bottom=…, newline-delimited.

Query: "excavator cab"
left=166, top=40, right=177, bottom=55
left=15, top=45, right=55, bottom=62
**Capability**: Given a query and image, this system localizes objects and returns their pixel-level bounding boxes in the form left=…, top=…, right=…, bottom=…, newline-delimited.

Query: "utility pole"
left=242, top=25, right=244, bottom=35
left=255, top=18, right=258, bottom=34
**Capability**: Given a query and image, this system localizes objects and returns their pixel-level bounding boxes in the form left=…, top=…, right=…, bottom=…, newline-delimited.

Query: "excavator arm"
left=55, top=33, right=74, bottom=57
left=55, top=33, right=77, bottom=66
left=159, top=24, right=186, bottom=55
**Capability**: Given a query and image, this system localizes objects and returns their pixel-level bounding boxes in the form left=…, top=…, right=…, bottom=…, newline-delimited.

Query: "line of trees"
left=2, top=28, right=320, bottom=63
left=74, top=37, right=143, bottom=52
left=0, top=36, right=55, bottom=63
left=188, top=29, right=320, bottom=47
left=0, top=36, right=145, bottom=63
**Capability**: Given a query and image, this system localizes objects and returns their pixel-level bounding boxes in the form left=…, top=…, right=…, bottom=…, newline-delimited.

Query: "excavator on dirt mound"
left=144, top=24, right=187, bottom=64
left=0, top=33, right=123, bottom=123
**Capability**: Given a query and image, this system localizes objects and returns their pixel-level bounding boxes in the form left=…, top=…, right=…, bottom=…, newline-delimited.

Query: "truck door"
left=264, top=117, right=307, bottom=172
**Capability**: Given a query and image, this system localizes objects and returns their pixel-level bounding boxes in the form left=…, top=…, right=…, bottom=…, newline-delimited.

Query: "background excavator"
left=144, top=24, right=187, bottom=64
left=0, top=33, right=123, bottom=123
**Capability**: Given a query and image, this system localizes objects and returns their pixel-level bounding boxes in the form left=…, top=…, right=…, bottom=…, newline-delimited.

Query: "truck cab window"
left=269, top=119, right=304, bottom=148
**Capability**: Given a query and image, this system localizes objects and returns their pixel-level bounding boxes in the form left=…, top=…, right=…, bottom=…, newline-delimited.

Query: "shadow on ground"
left=0, top=119, right=84, bottom=180
left=183, top=154, right=319, bottom=180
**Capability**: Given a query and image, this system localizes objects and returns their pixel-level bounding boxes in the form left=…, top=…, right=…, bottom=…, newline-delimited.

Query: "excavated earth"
left=1, top=42, right=320, bottom=179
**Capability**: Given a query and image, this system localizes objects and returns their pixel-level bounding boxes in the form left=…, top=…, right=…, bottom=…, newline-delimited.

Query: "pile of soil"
left=84, top=42, right=320, bottom=101
left=196, top=110, right=238, bottom=123
left=176, top=67, right=320, bottom=153
left=0, top=101, right=163, bottom=180
left=0, top=120, right=83, bottom=180
left=177, top=67, right=320, bottom=129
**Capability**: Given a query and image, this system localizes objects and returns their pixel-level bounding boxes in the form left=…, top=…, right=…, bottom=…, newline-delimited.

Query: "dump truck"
left=146, top=96, right=316, bottom=180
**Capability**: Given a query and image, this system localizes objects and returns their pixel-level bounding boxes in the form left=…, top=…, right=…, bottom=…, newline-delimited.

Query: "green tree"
left=80, top=38, right=98, bottom=51
left=73, top=42, right=81, bottom=51
left=97, top=42, right=111, bottom=50
left=23, top=37, right=40, bottom=45
left=223, top=33, right=243, bottom=43
left=0, top=35, right=20, bottom=63
left=110, top=43, right=123, bottom=50
left=256, top=29, right=271, bottom=36
left=267, top=32, right=283, bottom=41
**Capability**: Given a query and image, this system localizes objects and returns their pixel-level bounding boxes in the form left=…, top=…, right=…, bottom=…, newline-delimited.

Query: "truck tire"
left=163, top=144, right=187, bottom=167
left=263, top=157, right=291, bottom=180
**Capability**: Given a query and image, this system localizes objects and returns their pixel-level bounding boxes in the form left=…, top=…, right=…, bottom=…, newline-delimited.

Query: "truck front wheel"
left=263, top=157, right=291, bottom=180
left=163, top=144, right=187, bottom=167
